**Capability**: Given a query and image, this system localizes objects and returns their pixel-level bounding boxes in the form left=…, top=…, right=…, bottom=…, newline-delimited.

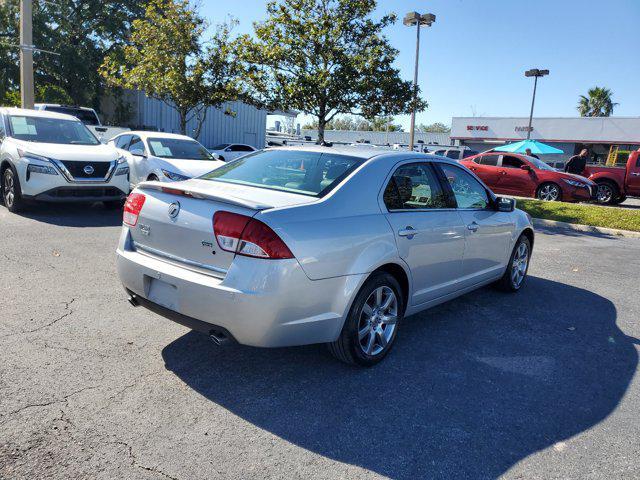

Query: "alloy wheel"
left=511, top=241, right=529, bottom=288
left=358, top=286, right=398, bottom=356
left=3, top=170, right=15, bottom=208
left=538, top=184, right=560, bottom=201
left=596, top=184, right=613, bottom=204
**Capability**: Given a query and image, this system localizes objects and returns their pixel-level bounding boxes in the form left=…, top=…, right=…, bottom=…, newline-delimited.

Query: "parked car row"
left=0, top=107, right=259, bottom=212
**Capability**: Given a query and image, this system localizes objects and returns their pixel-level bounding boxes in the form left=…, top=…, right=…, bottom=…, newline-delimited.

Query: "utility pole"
left=20, top=0, right=35, bottom=109
left=403, top=11, right=435, bottom=152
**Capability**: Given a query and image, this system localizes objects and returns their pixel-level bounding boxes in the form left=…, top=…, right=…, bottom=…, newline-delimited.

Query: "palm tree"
left=577, top=87, right=619, bottom=117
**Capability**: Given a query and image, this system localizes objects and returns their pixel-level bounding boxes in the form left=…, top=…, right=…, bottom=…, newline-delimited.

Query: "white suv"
left=0, top=107, right=130, bottom=213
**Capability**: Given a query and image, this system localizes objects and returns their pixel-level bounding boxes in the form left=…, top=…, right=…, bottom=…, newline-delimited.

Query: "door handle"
left=398, top=227, right=418, bottom=238
left=467, top=222, right=479, bottom=232
left=499, top=170, right=507, bottom=175
left=470, top=166, right=477, bottom=171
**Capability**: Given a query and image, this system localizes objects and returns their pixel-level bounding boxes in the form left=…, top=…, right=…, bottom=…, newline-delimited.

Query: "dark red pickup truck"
left=586, top=149, right=640, bottom=204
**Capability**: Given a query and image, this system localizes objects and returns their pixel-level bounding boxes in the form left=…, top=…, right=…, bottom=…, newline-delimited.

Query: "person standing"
left=565, top=149, right=589, bottom=175
left=524, top=148, right=540, bottom=159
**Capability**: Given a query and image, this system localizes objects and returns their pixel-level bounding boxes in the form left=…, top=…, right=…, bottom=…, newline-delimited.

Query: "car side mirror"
left=495, top=196, right=516, bottom=212
left=130, top=148, right=146, bottom=158
left=520, top=164, right=532, bottom=171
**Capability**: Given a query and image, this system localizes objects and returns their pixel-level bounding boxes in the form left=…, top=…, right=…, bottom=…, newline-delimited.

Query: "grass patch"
left=516, top=198, right=640, bottom=232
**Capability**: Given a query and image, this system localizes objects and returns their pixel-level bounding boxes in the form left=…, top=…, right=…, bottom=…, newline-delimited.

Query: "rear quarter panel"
left=257, top=156, right=403, bottom=281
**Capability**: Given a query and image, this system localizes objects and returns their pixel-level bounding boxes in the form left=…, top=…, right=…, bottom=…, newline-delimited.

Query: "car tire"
left=536, top=182, right=562, bottom=201
left=328, top=272, right=404, bottom=367
left=611, top=195, right=626, bottom=206
left=103, top=199, right=125, bottom=210
left=218, top=156, right=226, bottom=162
left=495, top=234, right=531, bottom=292
left=595, top=181, right=619, bottom=205
left=2, top=166, right=26, bottom=213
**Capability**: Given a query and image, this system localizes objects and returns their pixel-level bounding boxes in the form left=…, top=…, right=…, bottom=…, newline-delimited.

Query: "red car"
left=460, top=152, right=597, bottom=202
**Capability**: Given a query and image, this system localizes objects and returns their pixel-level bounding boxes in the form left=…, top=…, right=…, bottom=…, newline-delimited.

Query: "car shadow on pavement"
left=11, top=202, right=123, bottom=227
left=161, top=276, right=638, bottom=479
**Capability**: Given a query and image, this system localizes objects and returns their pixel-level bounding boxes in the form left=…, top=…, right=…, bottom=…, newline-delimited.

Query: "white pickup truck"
left=34, top=104, right=129, bottom=144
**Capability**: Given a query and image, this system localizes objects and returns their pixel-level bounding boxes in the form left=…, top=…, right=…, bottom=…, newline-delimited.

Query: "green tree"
left=577, top=87, right=618, bottom=117
left=100, top=0, right=244, bottom=137
left=238, top=0, right=426, bottom=144
left=0, top=0, right=144, bottom=108
left=417, top=122, right=450, bottom=133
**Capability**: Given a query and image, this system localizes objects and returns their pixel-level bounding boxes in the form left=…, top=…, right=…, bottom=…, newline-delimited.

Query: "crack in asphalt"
left=0, top=298, right=76, bottom=338
left=109, top=440, right=180, bottom=480
left=0, top=384, right=101, bottom=424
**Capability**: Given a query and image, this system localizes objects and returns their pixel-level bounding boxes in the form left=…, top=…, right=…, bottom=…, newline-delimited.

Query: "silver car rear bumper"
left=116, top=234, right=365, bottom=348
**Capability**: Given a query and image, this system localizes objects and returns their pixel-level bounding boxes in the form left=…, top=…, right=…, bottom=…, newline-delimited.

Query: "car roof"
left=0, top=106, right=79, bottom=121
left=268, top=145, right=462, bottom=165
left=35, top=103, right=96, bottom=111
left=117, top=131, right=196, bottom=141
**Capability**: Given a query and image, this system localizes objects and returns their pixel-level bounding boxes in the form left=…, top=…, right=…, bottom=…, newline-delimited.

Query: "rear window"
left=200, top=150, right=363, bottom=197
left=42, top=106, right=100, bottom=125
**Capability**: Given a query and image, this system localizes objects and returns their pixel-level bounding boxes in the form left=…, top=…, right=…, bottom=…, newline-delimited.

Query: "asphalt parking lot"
left=1, top=203, right=639, bottom=480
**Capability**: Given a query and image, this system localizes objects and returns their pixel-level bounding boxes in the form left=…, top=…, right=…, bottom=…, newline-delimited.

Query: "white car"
left=118, top=146, right=534, bottom=366
left=0, top=107, right=129, bottom=212
left=108, top=131, right=225, bottom=187
left=208, top=143, right=257, bottom=162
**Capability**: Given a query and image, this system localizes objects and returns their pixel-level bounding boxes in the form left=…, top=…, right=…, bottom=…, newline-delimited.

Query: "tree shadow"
left=161, top=277, right=637, bottom=479
left=8, top=202, right=123, bottom=228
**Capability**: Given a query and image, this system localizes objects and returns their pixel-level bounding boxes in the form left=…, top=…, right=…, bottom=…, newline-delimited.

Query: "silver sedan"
left=117, top=146, right=534, bottom=366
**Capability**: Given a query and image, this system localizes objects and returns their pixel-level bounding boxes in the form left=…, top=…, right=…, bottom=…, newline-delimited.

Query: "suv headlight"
left=18, top=148, right=59, bottom=176
left=562, top=178, right=587, bottom=188
left=161, top=169, right=190, bottom=181
left=114, top=155, right=129, bottom=176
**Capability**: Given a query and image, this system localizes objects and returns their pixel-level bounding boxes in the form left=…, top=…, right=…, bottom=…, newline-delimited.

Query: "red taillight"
left=123, top=193, right=146, bottom=226
left=213, top=211, right=293, bottom=259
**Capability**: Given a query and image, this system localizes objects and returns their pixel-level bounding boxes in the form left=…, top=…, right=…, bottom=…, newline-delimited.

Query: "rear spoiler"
left=137, top=181, right=273, bottom=210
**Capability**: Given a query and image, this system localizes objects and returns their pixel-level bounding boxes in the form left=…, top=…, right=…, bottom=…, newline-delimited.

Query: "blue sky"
left=202, top=0, right=640, bottom=129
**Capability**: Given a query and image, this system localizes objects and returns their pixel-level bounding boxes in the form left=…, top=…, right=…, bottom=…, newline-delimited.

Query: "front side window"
left=211, top=143, right=230, bottom=150
left=437, top=163, right=490, bottom=209
left=384, top=163, right=448, bottom=210
left=446, top=150, right=460, bottom=159
left=147, top=137, right=213, bottom=160
left=201, top=149, right=363, bottom=197
left=8, top=115, right=99, bottom=145
left=462, top=150, right=478, bottom=158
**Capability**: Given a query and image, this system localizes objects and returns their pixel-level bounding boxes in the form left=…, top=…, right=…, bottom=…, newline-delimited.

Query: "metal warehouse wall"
left=301, top=129, right=450, bottom=146
left=130, top=91, right=267, bottom=149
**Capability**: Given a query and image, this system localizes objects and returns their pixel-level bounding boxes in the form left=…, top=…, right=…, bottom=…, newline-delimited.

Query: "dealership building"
left=451, top=117, right=640, bottom=165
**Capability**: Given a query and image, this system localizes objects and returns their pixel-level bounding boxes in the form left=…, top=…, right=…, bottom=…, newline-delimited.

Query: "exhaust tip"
left=127, top=295, right=139, bottom=307
left=209, top=329, right=231, bottom=346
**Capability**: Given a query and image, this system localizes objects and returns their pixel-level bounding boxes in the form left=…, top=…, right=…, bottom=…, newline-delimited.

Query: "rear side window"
left=437, top=163, right=490, bottom=209
left=384, top=163, right=448, bottom=210
left=477, top=155, right=499, bottom=166
left=115, top=135, right=131, bottom=149
left=201, top=149, right=363, bottom=197
left=462, top=150, right=478, bottom=158
left=445, top=150, right=460, bottom=159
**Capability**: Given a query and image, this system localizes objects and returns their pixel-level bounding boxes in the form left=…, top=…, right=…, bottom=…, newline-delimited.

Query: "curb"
left=532, top=218, right=640, bottom=238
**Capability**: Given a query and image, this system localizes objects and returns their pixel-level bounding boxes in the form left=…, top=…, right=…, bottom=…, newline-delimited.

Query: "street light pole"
left=404, top=11, right=435, bottom=152
left=524, top=68, right=549, bottom=140
left=20, top=0, right=35, bottom=109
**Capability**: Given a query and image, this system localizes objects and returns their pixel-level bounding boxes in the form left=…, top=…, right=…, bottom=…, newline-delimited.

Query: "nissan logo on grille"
left=83, top=165, right=95, bottom=175
left=168, top=202, right=181, bottom=219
